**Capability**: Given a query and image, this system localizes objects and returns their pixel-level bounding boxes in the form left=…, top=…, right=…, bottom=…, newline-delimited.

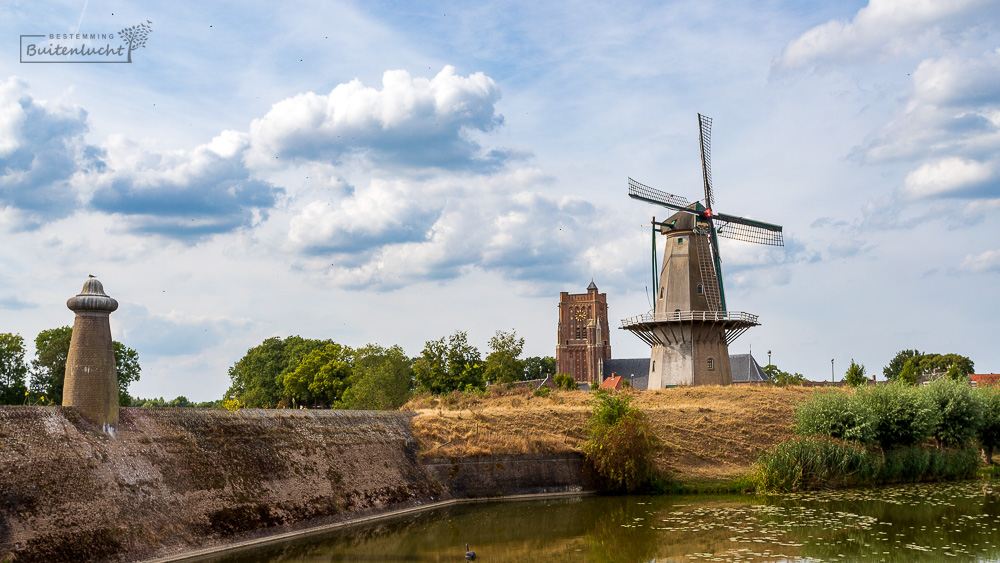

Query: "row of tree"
left=225, top=330, right=556, bottom=409
left=0, top=328, right=141, bottom=406
left=763, top=349, right=975, bottom=387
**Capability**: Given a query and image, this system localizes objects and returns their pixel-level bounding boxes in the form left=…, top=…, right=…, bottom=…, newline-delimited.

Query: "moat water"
left=204, top=480, right=1000, bottom=562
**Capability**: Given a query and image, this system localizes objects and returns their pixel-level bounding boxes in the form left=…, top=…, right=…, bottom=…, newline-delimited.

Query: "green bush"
left=978, top=386, right=1000, bottom=464
left=582, top=395, right=659, bottom=492
left=553, top=373, right=577, bottom=390
left=844, top=359, right=868, bottom=387
left=880, top=446, right=931, bottom=482
left=754, top=437, right=879, bottom=492
left=533, top=385, right=551, bottom=397
left=795, top=390, right=875, bottom=444
left=924, top=377, right=983, bottom=447
left=856, top=383, right=938, bottom=451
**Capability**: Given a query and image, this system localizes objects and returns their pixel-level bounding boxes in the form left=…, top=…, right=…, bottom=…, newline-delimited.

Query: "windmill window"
left=697, top=284, right=704, bottom=294
left=677, top=237, right=684, bottom=244
left=708, top=358, right=715, bottom=370
left=659, top=287, right=664, bottom=299
left=652, top=361, right=655, bottom=372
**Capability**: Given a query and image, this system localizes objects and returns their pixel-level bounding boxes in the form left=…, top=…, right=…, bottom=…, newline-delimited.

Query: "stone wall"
left=0, top=407, right=588, bottom=562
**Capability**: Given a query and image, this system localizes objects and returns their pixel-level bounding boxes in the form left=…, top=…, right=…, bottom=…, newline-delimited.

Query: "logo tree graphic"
left=118, top=20, right=152, bottom=63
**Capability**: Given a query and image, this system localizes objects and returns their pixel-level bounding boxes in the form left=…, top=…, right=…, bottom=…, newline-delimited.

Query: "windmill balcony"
left=621, top=310, right=758, bottom=325
left=620, top=310, right=760, bottom=347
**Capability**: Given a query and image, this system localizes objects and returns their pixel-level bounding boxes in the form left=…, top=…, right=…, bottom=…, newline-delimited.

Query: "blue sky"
left=2, top=0, right=998, bottom=400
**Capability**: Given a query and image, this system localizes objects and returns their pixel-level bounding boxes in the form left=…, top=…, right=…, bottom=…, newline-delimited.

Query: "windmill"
left=621, top=114, right=784, bottom=387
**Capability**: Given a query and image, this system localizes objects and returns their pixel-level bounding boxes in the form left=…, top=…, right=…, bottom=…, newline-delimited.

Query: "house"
left=599, top=374, right=625, bottom=391
left=971, top=374, right=1000, bottom=387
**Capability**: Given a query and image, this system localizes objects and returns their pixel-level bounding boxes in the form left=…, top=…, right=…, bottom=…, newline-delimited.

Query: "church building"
left=556, top=281, right=611, bottom=384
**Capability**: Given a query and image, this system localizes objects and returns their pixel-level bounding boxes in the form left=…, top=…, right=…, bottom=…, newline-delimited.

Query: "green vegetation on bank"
left=755, top=379, right=999, bottom=492
left=582, top=393, right=661, bottom=492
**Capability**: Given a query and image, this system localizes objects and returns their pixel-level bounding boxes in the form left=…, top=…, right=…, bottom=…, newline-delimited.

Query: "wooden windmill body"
left=622, top=114, right=784, bottom=388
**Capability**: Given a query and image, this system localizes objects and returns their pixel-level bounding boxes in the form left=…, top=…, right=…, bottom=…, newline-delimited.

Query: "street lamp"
left=831, top=359, right=835, bottom=383
left=767, top=350, right=771, bottom=366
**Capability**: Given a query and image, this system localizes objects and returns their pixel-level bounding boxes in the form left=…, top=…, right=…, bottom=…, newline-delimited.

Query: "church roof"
left=730, top=354, right=767, bottom=382
left=604, top=358, right=650, bottom=391
left=587, top=280, right=598, bottom=291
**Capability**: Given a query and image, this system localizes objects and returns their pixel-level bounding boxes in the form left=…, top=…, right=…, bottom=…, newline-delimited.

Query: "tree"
left=414, top=331, right=484, bottom=394
left=762, top=363, right=806, bottom=386
left=898, top=358, right=921, bottom=385
left=0, top=333, right=29, bottom=404
left=282, top=343, right=353, bottom=407
left=483, top=330, right=525, bottom=385
left=225, top=336, right=331, bottom=407
left=884, top=349, right=923, bottom=382
left=30, top=326, right=73, bottom=404
left=844, top=359, right=867, bottom=387
left=340, top=344, right=413, bottom=410
left=524, top=356, right=557, bottom=381
left=29, top=327, right=141, bottom=405
left=113, top=341, right=141, bottom=406
left=885, top=349, right=974, bottom=384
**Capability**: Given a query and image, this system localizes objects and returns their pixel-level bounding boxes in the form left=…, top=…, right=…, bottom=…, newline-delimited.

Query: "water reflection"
left=204, top=481, right=1000, bottom=562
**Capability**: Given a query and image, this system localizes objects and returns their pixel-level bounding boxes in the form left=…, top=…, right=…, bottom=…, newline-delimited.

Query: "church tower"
left=556, top=281, right=612, bottom=384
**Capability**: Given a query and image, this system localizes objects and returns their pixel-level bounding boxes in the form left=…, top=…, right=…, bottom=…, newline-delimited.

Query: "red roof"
left=599, top=375, right=624, bottom=390
left=971, top=374, right=1000, bottom=387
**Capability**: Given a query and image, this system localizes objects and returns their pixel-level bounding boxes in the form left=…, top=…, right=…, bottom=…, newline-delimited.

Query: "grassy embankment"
left=405, top=385, right=816, bottom=490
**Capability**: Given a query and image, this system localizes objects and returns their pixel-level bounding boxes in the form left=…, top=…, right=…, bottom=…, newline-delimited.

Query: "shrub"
left=978, top=386, right=1000, bottom=464
left=754, top=437, right=879, bottom=492
left=553, top=373, right=577, bottom=390
left=795, top=389, right=875, bottom=444
left=924, top=377, right=983, bottom=448
left=582, top=395, right=659, bottom=492
left=856, top=383, right=938, bottom=451
left=880, top=446, right=931, bottom=482
left=533, top=385, right=551, bottom=397
left=844, top=359, right=868, bottom=387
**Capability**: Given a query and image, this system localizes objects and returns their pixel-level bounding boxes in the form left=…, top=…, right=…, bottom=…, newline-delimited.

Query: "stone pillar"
left=63, top=276, right=120, bottom=426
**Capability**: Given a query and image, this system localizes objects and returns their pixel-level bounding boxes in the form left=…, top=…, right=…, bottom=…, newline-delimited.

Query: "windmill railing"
left=620, top=310, right=759, bottom=326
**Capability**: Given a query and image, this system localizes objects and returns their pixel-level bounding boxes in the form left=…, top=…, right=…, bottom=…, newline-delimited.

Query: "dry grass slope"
left=407, top=385, right=818, bottom=484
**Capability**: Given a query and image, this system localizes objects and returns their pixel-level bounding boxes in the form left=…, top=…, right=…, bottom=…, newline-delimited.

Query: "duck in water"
left=466, top=543, right=477, bottom=560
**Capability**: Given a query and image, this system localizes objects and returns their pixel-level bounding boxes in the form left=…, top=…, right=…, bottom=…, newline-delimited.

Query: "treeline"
left=0, top=328, right=141, bottom=406
left=762, top=348, right=974, bottom=387
left=224, top=330, right=557, bottom=409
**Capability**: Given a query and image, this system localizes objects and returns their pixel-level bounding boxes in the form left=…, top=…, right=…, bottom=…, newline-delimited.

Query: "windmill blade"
left=713, top=212, right=784, bottom=246
left=698, top=113, right=714, bottom=209
left=627, top=177, right=694, bottom=215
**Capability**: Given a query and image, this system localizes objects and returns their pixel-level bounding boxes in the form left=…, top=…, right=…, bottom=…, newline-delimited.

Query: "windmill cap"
left=67, top=276, right=118, bottom=313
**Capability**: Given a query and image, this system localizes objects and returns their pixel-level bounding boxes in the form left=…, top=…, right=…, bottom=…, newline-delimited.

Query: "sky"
left=1, top=0, right=999, bottom=401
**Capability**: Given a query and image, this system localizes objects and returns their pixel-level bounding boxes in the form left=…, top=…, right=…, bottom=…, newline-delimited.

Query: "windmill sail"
left=713, top=213, right=784, bottom=246
left=628, top=177, right=690, bottom=212
left=698, top=113, right=714, bottom=209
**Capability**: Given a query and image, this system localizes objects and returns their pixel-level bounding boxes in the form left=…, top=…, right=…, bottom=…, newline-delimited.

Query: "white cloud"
left=862, top=50, right=1000, bottom=163
left=248, top=66, right=504, bottom=171
left=0, top=77, right=93, bottom=225
left=959, top=248, right=1000, bottom=272
left=902, top=157, right=993, bottom=199
left=774, top=0, right=996, bottom=70
left=289, top=167, right=611, bottom=291
left=86, top=131, right=281, bottom=239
